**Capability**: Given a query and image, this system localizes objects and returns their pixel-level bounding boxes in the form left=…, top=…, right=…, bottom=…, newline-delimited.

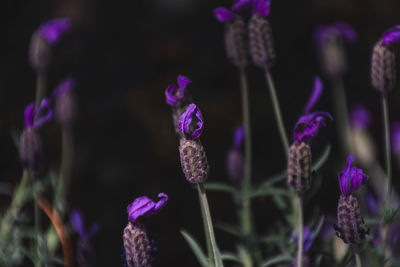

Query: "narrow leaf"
left=261, top=254, right=292, bottom=267
left=312, top=145, right=331, bottom=171
left=204, top=183, right=238, bottom=195
left=181, top=230, right=209, bottom=267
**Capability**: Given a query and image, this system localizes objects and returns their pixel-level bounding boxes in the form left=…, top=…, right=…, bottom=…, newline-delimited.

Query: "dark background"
left=1, top=0, right=400, bottom=266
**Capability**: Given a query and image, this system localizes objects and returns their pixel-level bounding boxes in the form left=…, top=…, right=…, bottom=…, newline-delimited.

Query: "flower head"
left=293, top=111, right=333, bottom=143
left=165, top=75, right=191, bottom=106
left=338, top=154, right=368, bottom=196
left=391, top=122, right=400, bottom=154
left=127, top=193, right=168, bottom=223
left=53, top=77, right=76, bottom=128
left=178, top=104, right=204, bottom=140
left=24, top=99, right=53, bottom=129
left=350, top=105, right=371, bottom=130
left=36, top=18, right=71, bottom=44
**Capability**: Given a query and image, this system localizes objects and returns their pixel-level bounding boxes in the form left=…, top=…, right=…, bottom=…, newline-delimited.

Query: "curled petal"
left=178, top=104, right=204, bottom=139
left=233, top=125, right=245, bottom=149
left=252, top=0, right=270, bottom=16
left=33, top=99, right=53, bottom=129
left=303, top=76, right=323, bottom=114
left=165, top=85, right=182, bottom=106
left=70, top=210, right=85, bottom=237
left=24, top=103, right=36, bottom=127
left=214, top=7, right=236, bottom=22
left=294, top=111, right=333, bottom=142
left=338, top=154, right=368, bottom=195
left=382, top=25, right=400, bottom=45
left=350, top=105, right=371, bottom=129
left=177, top=75, right=191, bottom=90
left=232, top=0, right=252, bottom=12
left=37, top=18, right=71, bottom=44
left=127, top=193, right=168, bottom=223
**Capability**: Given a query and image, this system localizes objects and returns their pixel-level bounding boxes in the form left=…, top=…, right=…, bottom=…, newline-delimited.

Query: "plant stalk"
left=35, top=71, right=46, bottom=108
left=296, top=196, right=303, bottom=267
left=197, top=184, right=214, bottom=267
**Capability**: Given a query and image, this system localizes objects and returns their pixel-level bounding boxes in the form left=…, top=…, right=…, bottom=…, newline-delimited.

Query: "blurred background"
left=1, top=0, right=400, bottom=266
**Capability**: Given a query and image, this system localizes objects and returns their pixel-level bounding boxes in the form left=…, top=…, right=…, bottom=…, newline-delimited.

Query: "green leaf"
left=215, top=222, right=243, bottom=238
left=312, top=145, right=331, bottom=172
left=272, top=194, right=288, bottom=210
left=204, top=183, right=238, bottom=196
left=181, top=230, right=209, bottom=267
left=258, top=172, right=286, bottom=188
left=245, top=187, right=290, bottom=200
left=220, top=252, right=242, bottom=264
left=261, top=254, right=292, bottom=267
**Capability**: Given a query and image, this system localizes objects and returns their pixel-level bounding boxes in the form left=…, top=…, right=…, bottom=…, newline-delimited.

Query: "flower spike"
left=127, top=193, right=168, bottom=223
left=382, top=25, right=400, bottom=45
left=165, top=75, right=191, bottom=106
left=178, top=104, right=204, bottom=140
left=303, top=76, right=323, bottom=114
left=294, top=111, right=333, bottom=143
left=338, top=154, right=368, bottom=196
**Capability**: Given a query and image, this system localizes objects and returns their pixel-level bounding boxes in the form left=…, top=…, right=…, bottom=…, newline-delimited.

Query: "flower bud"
left=179, top=138, right=209, bottom=183
left=225, top=17, right=248, bottom=68
left=226, top=148, right=244, bottom=183
left=20, top=127, right=41, bottom=171
left=287, top=142, right=312, bottom=194
left=123, top=222, right=152, bottom=267
left=371, top=41, right=396, bottom=93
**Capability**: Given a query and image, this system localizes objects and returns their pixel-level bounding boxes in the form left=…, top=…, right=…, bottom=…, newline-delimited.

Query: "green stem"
left=296, top=196, right=303, bottom=267
left=239, top=69, right=252, bottom=236
left=35, top=71, right=46, bottom=108
left=264, top=70, right=289, bottom=155
left=197, top=184, right=214, bottom=267
left=197, top=183, right=222, bottom=267
left=30, top=171, right=42, bottom=267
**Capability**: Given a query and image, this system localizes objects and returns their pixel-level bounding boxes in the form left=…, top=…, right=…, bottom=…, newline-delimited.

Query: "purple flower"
left=382, top=25, right=400, bottom=45
left=214, top=7, right=237, bottom=22
left=314, top=22, right=357, bottom=48
left=251, top=0, right=270, bottom=17
left=338, top=154, right=368, bottom=196
left=36, top=18, right=71, bottom=44
left=391, top=122, right=400, bottom=154
left=233, top=125, right=245, bottom=149
left=24, top=99, right=53, bottom=129
left=365, top=192, right=379, bottom=215
left=53, top=77, right=76, bottom=128
left=292, top=226, right=314, bottom=253
left=232, top=0, right=253, bottom=13
left=349, top=105, right=371, bottom=130
left=303, top=76, right=323, bottom=114
left=178, top=104, right=204, bottom=140
left=127, top=193, right=168, bottom=223
left=165, top=75, right=191, bottom=106
left=293, top=111, right=333, bottom=143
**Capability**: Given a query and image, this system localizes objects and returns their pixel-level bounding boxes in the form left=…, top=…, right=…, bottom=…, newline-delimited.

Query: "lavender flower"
left=292, top=227, right=314, bottom=267
left=165, top=75, right=192, bottom=136
left=349, top=105, right=371, bottom=130
left=226, top=125, right=244, bottom=183
left=391, top=122, right=400, bottom=155
left=20, top=99, right=53, bottom=171
left=248, top=0, right=275, bottom=69
left=314, top=22, right=356, bottom=78
left=214, top=5, right=248, bottom=68
left=70, top=210, right=99, bottom=267
left=371, top=26, right=400, bottom=93
left=123, top=193, right=168, bottom=267
left=29, top=18, right=72, bottom=71
left=335, top=155, right=369, bottom=245
left=178, top=104, right=209, bottom=183
left=53, top=77, right=76, bottom=129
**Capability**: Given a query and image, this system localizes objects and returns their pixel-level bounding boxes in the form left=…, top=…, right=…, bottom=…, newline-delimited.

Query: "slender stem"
left=197, top=184, right=214, bottom=267
left=30, top=170, right=42, bottom=267
left=35, top=71, right=46, bottom=108
left=296, top=196, right=303, bottom=267
left=264, top=70, right=289, bottom=155
left=197, top=183, right=222, bottom=267
left=239, top=69, right=252, bottom=235
left=382, top=94, right=392, bottom=254
left=354, top=247, right=362, bottom=267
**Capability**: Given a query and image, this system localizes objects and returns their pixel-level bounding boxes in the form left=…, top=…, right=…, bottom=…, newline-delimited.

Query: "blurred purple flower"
left=365, top=192, right=379, bottom=215
left=319, top=217, right=335, bottom=240
left=53, top=77, right=76, bottom=128
left=127, top=193, right=168, bottom=223
left=338, top=154, right=368, bottom=196
left=293, top=111, right=333, bottom=143
left=227, top=125, right=245, bottom=183
left=214, top=7, right=237, bottom=22
left=349, top=105, right=371, bottom=129
left=391, top=122, right=400, bottom=154
left=233, top=125, right=245, bottom=149
left=165, top=75, right=191, bottom=106
left=36, top=18, right=71, bottom=44
left=24, top=99, right=53, bottom=129
left=251, top=0, right=270, bottom=16
left=178, top=104, right=204, bottom=140
left=303, top=76, right=323, bottom=114
left=292, top=226, right=314, bottom=253
left=382, top=25, right=400, bottom=45
left=314, top=22, right=357, bottom=48
left=232, top=0, right=253, bottom=12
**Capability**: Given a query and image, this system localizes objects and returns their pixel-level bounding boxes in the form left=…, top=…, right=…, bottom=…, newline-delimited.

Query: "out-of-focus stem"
left=197, top=183, right=222, bottom=267
left=296, top=196, right=303, bottom=267
left=354, top=247, right=362, bottom=267
left=30, top=170, right=42, bottom=267
left=35, top=71, right=46, bottom=108
left=264, top=70, right=289, bottom=156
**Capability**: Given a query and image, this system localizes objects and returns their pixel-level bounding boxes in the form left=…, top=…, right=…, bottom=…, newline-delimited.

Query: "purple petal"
left=331, top=22, right=357, bottom=43
left=127, top=193, right=168, bottom=223
left=177, top=75, right=191, bottom=90
left=70, top=210, right=85, bottom=237
left=214, top=7, right=236, bottom=22
left=253, top=0, right=270, bottom=16
left=53, top=77, right=75, bottom=99
left=382, top=25, right=400, bottom=45
left=338, top=154, right=368, bottom=195
left=233, top=125, right=245, bottom=149
left=165, top=85, right=181, bottom=106
left=24, top=103, right=36, bottom=127
left=391, top=122, right=400, bottom=154
left=37, top=18, right=71, bottom=44
left=232, top=0, right=253, bottom=12
left=294, top=111, right=333, bottom=142
left=292, top=226, right=314, bottom=253
left=33, top=98, right=53, bottom=129
left=303, top=76, right=323, bottom=114
left=349, top=105, right=371, bottom=129
left=178, top=104, right=204, bottom=139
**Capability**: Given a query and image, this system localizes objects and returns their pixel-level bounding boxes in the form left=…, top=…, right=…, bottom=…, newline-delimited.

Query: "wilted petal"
left=382, top=25, right=400, bottom=45
left=214, top=7, right=236, bottom=22
left=294, top=111, right=333, bottom=142
left=303, top=76, right=323, bottom=114
left=37, top=18, right=71, bottom=44
left=338, top=154, right=368, bottom=195
left=178, top=104, right=204, bottom=139
left=127, top=193, right=168, bottom=223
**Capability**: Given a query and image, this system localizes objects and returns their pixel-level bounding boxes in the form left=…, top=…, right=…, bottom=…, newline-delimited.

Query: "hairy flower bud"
left=371, top=41, right=396, bottom=93
left=123, top=222, right=152, bottom=267
left=288, top=142, right=312, bottom=194
left=179, top=138, right=209, bottom=183
left=248, top=14, right=276, bottom=69
left=225, top=17, right=248, bottom=68
left=335, top=195, right=369, bottom=245
left=20, top=127, right=41, bottom=171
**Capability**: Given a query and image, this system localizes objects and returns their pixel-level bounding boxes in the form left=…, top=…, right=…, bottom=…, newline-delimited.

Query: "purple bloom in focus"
left=391, top=122, right=400, bottom=154
left=36, top=18, right=72, bottom=44
left=349, top=105, right=371, bottom=130
left=338, top=154, right=368, bottom=196
left=303, top=76, right=323, bottom=114
left=382, top=25, right=400, bottom=46
left=178, top=104, right=204, bottom=140
left=165, top=75, right=191, bottom=106
left=127, top=193, right=168, bottom=223
left=293, top=111, right=333, bottom=143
